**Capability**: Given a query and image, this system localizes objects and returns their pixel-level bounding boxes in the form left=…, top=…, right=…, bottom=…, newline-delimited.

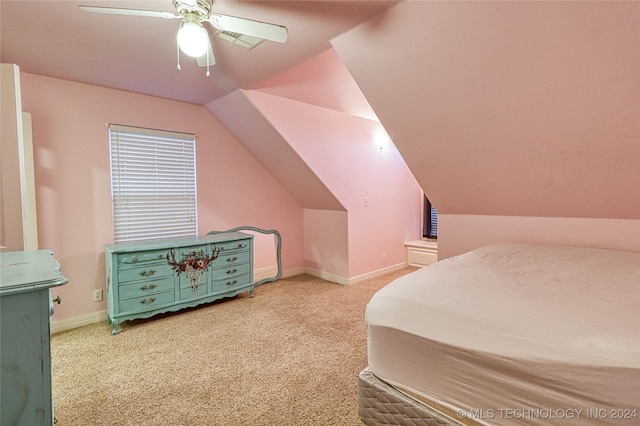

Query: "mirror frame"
left=208, top=226, right=282, bottom=286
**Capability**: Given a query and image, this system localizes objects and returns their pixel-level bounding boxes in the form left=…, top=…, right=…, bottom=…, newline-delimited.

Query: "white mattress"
left=366, top=243, right=640, bottom=426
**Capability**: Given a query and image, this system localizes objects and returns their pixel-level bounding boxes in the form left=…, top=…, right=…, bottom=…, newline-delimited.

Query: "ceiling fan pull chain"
left=206, top=47, right=210, bottom=77
left=177, top=41, right=181, bottom=71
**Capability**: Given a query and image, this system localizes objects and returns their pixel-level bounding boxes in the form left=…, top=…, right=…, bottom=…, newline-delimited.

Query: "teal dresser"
left=0, top=250, right=68, bottom=426
left=104, top=232, right=253, bottom=334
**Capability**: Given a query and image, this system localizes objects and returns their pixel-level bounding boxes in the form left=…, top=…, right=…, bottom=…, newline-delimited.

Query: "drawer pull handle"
left=140, top=298, right=156, bottom=305
left=226, top=280, right=238, bottom=286
left=238, top=243, right=246, bottom=248
left=226, top=257, right=238, bottom=263
left=140, top=284, right=157, bottom=291
left=139, top=269, right=156, bottom=277
left=226, top=268, right=238, bottom=275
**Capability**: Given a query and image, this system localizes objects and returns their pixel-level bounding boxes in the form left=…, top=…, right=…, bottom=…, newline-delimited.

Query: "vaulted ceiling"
left=0, top=0, right=398, bottom=105
left=3, top=0, right=638, bottom=224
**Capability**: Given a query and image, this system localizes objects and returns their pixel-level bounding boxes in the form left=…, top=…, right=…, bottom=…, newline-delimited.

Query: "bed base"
left=358, top=368, right=462, bottom=426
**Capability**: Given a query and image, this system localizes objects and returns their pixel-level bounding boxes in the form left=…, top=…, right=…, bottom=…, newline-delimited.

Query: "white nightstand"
left=404, top=240, right=438, bottom=267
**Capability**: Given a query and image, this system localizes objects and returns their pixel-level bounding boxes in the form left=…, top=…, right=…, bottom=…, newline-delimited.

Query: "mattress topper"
left=366, top=243, right=640, bottom=368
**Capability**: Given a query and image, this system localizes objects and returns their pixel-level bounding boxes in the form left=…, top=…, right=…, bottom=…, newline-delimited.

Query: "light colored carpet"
left=51, top=268, right=415, bottom=425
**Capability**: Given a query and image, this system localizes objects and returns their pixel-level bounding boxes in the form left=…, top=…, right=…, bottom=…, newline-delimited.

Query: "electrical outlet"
left=93, top=289, right=103, bottom=302
left=331, top=258, right=336, bottom=268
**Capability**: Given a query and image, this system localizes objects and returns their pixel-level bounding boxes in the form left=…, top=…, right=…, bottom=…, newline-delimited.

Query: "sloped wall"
left=333, top=1, right=640, bottom=257
left=206, top=90, right=345, bottom=211
left=245, top=90, right=421, bottom=279
left=208, top=48, right=422, bottom=280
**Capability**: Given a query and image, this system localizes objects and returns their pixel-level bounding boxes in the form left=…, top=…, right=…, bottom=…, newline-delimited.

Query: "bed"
left=359, top=243, right=639, bottom=426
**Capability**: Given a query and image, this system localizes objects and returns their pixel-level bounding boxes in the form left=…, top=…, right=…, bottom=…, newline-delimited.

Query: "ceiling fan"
left=79, top=0, right=288, bottom=75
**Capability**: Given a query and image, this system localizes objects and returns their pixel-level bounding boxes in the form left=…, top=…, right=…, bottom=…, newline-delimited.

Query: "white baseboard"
left=304, top=268, right=351, bottom=285
left=51, top=265, right=401, bottom=333
left=281, top=267, right=305, bottom=279
left=254, top=265, right=305, bottom=283
left=304, top=262, right=406, bottom=285
left=347, top=262, right=407, bottom=284
left=52, top=267, right=304, bottom=333
left=254, top=265, right=279, bottom=282
left=52, top=310, right=107, bottom=334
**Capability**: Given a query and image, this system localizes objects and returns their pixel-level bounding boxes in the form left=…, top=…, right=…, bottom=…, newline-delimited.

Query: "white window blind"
left=109, top=124, right=198, bottom=243
left=428, top=204, right=438, bottom=238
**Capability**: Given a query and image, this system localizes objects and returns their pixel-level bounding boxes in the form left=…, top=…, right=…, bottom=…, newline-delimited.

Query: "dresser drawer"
left=177, top=269, right=210, bottom=287
left=118, top=250, right=168, bottom=266
left=104, top=232, right=254, bottom=334
left=180, top=283, right=208, bottom=300
left=211, top=250, right=251, bottom=268
left=118, top=264, right=172, bottom=283
left=211, top=263, right=251, bottom=292
left=118, top=276, right=174, bottom=299
left=212, top=262, right=251, bottom=280
left=211, top=272, right=251, bottom=291
left=216, top=239, right=251, bottom=253
left=119, top=290, right=175, bottom=314
left=178, top=269, right=209, bottom=294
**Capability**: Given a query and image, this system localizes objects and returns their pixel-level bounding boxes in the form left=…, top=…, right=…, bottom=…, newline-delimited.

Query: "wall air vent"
left=215, top=30, right=265, bottom=49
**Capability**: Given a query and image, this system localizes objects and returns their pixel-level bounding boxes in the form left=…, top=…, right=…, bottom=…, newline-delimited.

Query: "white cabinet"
left=405, top=240, right=438, bottom=267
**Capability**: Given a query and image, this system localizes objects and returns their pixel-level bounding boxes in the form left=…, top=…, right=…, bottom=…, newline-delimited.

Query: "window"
left=423, top=195, right=438, bottom=239
left=109, top=124, right=197, bottom=243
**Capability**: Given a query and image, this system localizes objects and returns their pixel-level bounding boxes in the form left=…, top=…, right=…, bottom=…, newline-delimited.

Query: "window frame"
left=108, top=124, right=198, bottom=243
left=423, top=195, right=438, bottom=239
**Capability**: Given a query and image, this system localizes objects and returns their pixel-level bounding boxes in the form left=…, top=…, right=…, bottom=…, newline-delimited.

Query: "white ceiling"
left=1, top=0, right=398, bottom=105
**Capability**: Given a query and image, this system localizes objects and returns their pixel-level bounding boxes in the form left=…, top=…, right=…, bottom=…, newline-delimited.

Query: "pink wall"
left=20, top=73, right=304, bottom=322
left=333, top=1, right=640, bottom=257
left=252, top=48, right=379, bottom=121
left=207, top=48, right=423, bottom=281
left=245, top=89, right=421, bottom=277
left=206, top=89, right=345, bottom=211
left=303, top=209, right=349, bottom=280
left=253, top=49, right=422, bottom=279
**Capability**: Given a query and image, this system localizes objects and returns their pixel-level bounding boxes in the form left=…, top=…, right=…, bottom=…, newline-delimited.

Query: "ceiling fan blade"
left=196, top=39, right=216, bottom=67
left=78, top=5, right=180, bottom=19
left=207, top=14, right=288, bottom=43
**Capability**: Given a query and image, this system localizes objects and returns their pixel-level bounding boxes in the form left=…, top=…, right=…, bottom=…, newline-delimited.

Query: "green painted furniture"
left=104, top=232, right=253, bottom=335
left=207, top=226, right=282, bottom=286
left=0, top=250, right=68, bottom=426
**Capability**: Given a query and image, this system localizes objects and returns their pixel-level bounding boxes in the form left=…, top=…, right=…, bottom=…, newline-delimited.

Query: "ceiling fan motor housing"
left=173, top=0, right=211, bottom=18
left=78, top=0, right=287, bottom=71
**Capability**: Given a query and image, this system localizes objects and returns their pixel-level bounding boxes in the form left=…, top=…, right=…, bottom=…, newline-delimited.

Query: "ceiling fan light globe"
left=177, top=22, right=208, bottom=57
